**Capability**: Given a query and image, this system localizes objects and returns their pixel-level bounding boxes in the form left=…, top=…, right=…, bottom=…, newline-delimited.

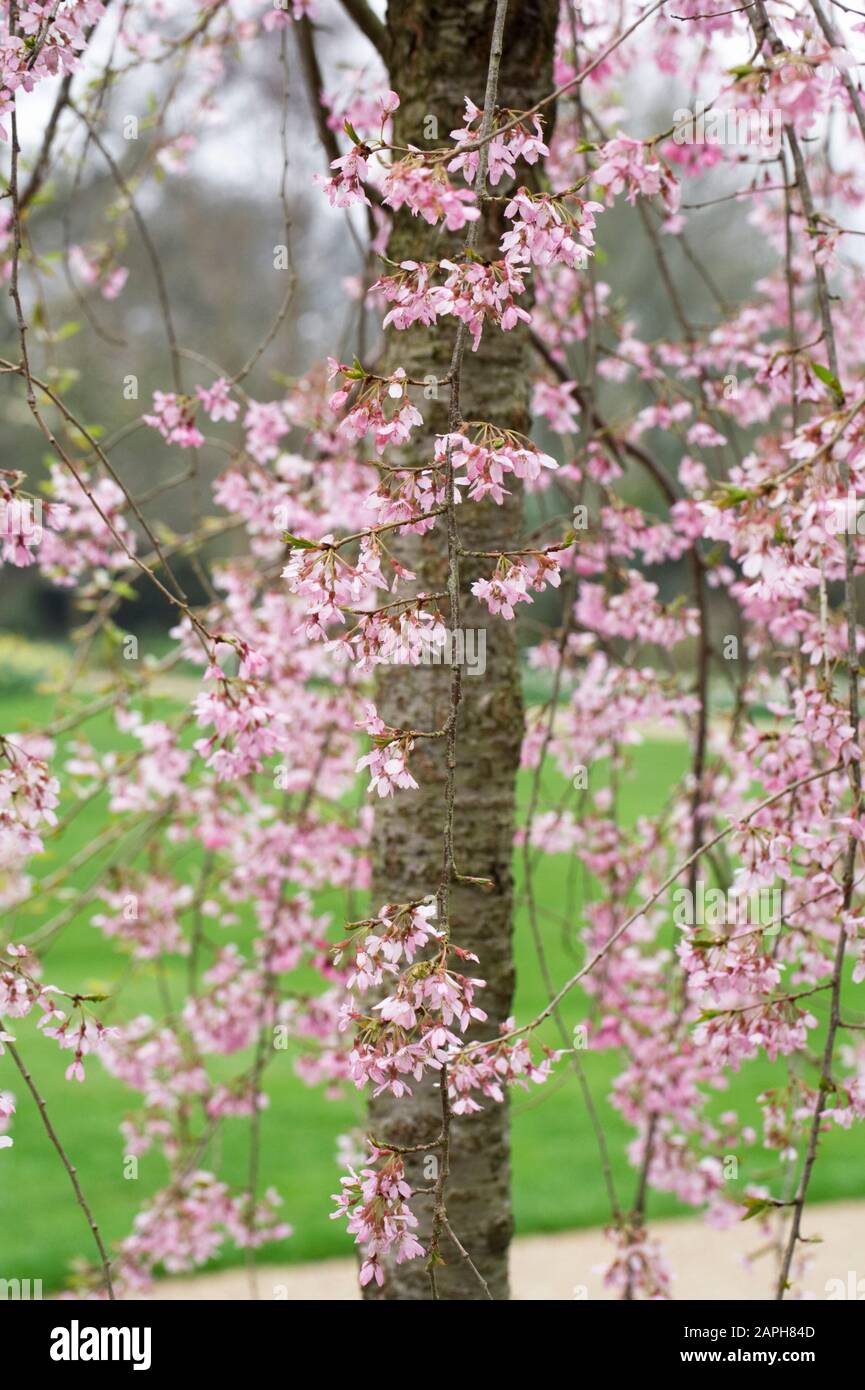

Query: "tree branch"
left=337, top=0, right=389, bottom=58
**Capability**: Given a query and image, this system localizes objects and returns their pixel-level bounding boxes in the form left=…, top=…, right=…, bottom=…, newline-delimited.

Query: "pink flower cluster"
left=355, top=704, right=419, bottom=798
left=69, top=243, right=128, bottom=300
left=448, top=1020, right=556, bottom=1115
left=0, top=943, right=110, bottom=1084
left=337, top=898, right=487, bottom=1098
left=0, top=738, right=60, bottom=908
left=328, top=359, right=423, bottom=455
left=382, top=159, right=479, bottom=232
left=374, top=254, right=532, bottom=350
left=448, top=98, right=549, bottom=186
left=331, top=1150, right=424, bottom=1288
left=472, top=553, right=562, bottom=620
left=92, top=877, right=193, bottom=961
left=115, top=1172, right=290, bottom=1291
left=143, top=391, right=205, bottom=450
left=0, top=2, right=105, bottom=142
left=436, top=429, right=557, bottom=504
left=193, top=680, right=284, bottom=781
left=501, top=189, right=603, bottom=270
left=594, top=136, right=681, bottom=214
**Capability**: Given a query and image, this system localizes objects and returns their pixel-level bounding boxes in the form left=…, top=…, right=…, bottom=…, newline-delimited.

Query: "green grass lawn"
left=0, top=677, right=861, bottom=1291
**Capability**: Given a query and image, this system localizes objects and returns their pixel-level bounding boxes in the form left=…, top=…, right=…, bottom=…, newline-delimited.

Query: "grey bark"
left=367, top=0, right=558, bottom=1300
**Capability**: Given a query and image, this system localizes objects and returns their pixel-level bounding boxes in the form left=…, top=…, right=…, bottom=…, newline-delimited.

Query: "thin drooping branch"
left=480, top=761, right=844, bottom=1053
left=231, top=31, right=298, bottom=386
left=442, top=1215, right=494, bottom=1299
left=529, top=330, right=680, bottom=506
left=67, top=99, right=183, bottom=391
left=18, top=1, right=113, bottom=211
left=520, top=574, right=623, bottom=1225
left=6, top=1040, right=115, bottom=1299
left=295, top=16, right=342, bottom=168
left=295, top=13, right=383, bottom=246
left=809, top=0, right=865, bottom=144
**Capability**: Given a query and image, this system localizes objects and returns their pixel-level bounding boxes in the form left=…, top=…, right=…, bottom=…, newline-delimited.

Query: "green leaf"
left=809, top=359, right=843, bottom=399
left=715, top=484, right=755, bottom=510
left=112, top=580, right=138, bottom=601
left=740, top=1198, right=772, bottom=1221
left=281, top=532, right=318, bottom=549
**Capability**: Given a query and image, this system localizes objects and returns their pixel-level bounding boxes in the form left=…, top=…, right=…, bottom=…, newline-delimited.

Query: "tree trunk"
left=368, top=0, right=558, bottom=1300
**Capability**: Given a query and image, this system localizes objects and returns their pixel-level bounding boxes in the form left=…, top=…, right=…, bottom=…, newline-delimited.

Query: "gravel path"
left=150, top=1201, right=865, bottom=1300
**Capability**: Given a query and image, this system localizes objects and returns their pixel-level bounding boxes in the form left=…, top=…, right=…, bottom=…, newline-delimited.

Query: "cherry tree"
left=2, top=0, right=865, bottom=1303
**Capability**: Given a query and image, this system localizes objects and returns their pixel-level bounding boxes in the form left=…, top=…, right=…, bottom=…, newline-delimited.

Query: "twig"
left=6, top=1040, right=115, bottom=1299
